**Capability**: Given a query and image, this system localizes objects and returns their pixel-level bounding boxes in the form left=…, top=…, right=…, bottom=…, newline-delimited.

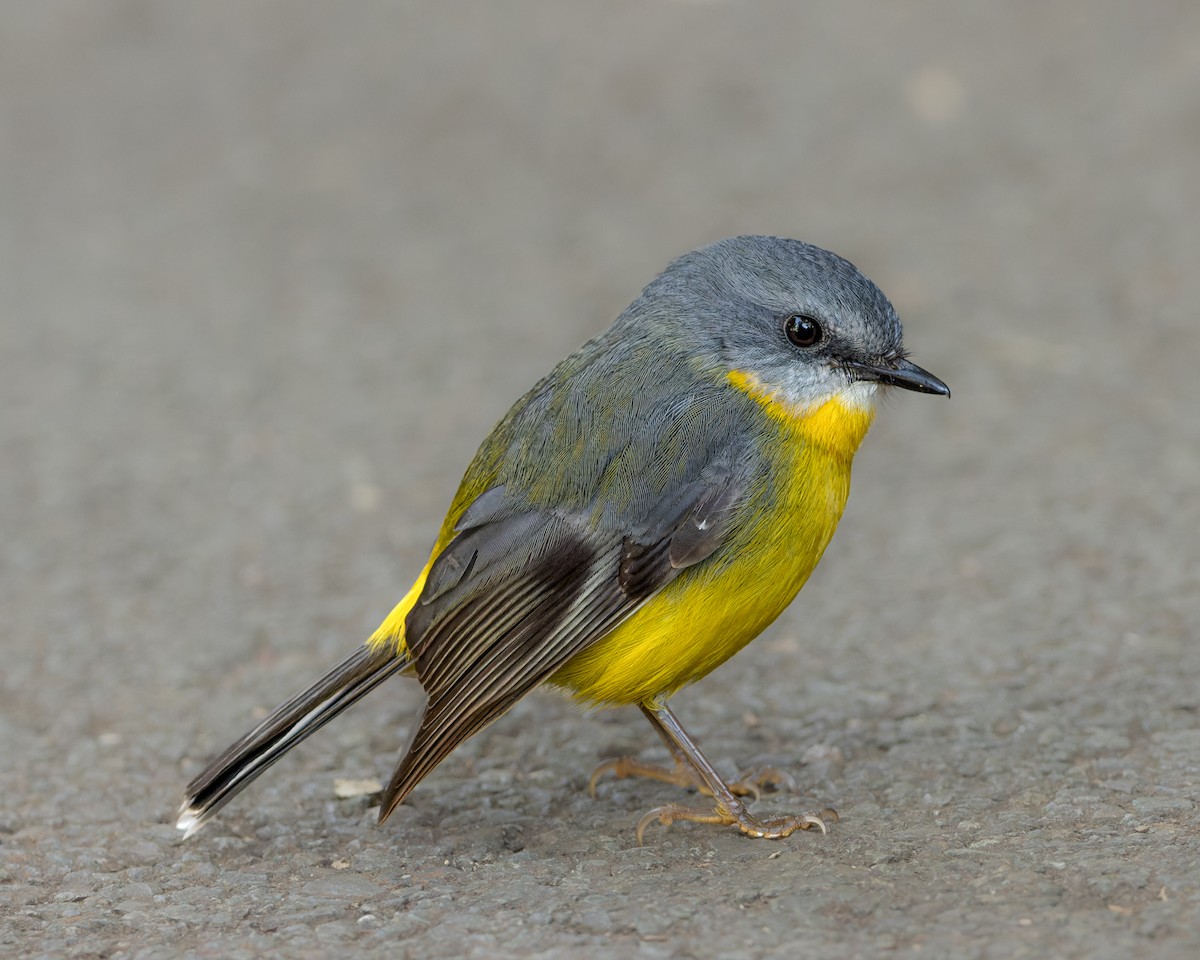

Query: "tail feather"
left=177, top=644, right=410, bottom=838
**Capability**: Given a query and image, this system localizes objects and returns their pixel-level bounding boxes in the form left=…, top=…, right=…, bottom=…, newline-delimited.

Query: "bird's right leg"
left=613, top=701, right=835, bottom=844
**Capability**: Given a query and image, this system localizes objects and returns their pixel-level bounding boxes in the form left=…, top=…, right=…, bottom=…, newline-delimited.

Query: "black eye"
left=784, top=314, right=823, bottom=348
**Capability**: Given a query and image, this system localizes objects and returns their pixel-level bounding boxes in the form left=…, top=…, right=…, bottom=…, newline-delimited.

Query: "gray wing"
left=377, top=460, right=747, bottom=819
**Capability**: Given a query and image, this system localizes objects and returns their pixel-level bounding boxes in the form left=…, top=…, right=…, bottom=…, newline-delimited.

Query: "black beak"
left=846, top=357, right=950, bottom=397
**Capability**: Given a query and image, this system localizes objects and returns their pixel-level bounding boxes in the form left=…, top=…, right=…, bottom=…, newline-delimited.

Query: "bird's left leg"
left=626, top=701, right=836, bottom=844
left=589, top=705, right=790, bottom=801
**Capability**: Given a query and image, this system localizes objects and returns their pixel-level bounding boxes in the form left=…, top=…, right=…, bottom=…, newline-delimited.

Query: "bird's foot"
left=731, top=765, right=797, bottom=797
left=635, top=801, right=838, bottom=845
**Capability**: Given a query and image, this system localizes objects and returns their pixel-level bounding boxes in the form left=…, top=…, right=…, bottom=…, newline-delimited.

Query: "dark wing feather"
left=377, top=464, right=746, bottom=820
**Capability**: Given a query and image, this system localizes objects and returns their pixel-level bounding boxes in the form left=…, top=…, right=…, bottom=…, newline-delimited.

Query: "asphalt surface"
left=3, top=3, right=1199, bottom=958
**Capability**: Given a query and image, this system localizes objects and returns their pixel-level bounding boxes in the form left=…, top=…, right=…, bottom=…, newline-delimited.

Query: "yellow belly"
left=369, top=377, right=875, bottom=708
left=550, top=382, right=875, bottom=705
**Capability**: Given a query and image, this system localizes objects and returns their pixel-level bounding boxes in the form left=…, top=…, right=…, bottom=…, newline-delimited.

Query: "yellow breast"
left=369, top=372, right=876, bottom=705
left=550, top=373, right=876, bottom=705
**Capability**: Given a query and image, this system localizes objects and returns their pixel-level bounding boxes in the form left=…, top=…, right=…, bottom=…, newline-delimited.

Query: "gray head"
left=623, top=235, right=948, bottom=411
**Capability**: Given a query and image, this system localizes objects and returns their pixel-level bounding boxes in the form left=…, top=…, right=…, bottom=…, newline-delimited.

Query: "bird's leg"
left=590, top=714, right=758, bottom=798
left=589, top=709, right=785, bottom=801
left=626, top=701, right=836, bottom=844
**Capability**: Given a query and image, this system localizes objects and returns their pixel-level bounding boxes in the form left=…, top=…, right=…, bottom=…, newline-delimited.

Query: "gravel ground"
left=3, top=2, right=1199, bottom=958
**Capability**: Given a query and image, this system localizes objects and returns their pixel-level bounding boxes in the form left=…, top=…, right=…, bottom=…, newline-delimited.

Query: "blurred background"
left=3, top=2, right=1198, bottom=957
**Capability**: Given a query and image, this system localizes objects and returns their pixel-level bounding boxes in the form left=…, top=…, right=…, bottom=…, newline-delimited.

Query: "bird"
left=177, top=235, right=948, bottom=843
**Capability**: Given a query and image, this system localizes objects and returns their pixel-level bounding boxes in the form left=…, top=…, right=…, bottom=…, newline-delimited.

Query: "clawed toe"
left=588, top=756, right=705, bottom=798
left=601, top=702, right=838, bottom=845
left=731, top=765, right=797, bottom=795
left=634, top=800, right=838, bottom=844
